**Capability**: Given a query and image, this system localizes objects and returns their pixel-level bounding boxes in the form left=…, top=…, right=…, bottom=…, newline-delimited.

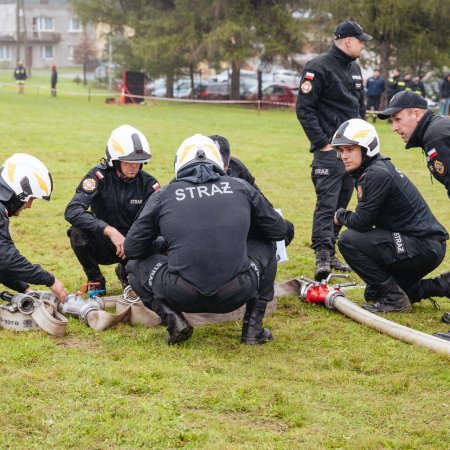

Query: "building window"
left=38, top=17, right=54, bottom=32
left=0, top=45, right=11, bottom=61
left=42, top=45, right=54, bottom=59
left=69, top=17, right=82, bottom=32
left=68, top=45, right=74, bottom=61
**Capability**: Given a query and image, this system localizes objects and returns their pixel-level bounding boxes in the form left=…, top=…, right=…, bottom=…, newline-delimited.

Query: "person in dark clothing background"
left=0, top=153, right=67, bottom=302
left=365, top=69, right=385, bottom=122
left=125, top=134, right=286, bottom=345
left=208, top=134, right=294, bottom=245
left=332, top=119, right=448, bottom=314
left=65, top=125, right=160, bottom=294
left=411, top=75, right=426, bottom=98
left=296, top=20, right=371, bottom=280
left=51, top=65, right=58, bottom=97
left=14, top=61, right=27, bottom=94
left=385, top=68, right=401, bottom=104
left=438, top=73, right=450, bottom=117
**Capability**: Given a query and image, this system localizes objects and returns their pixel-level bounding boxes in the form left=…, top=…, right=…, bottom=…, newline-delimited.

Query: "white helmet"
left=105, top=125, right=151, bottom=167
left=331, top=119, right=380, bottom=157
left=174, top=134, right=224, bottom=177
left=0, top=153, right=52, bottom=201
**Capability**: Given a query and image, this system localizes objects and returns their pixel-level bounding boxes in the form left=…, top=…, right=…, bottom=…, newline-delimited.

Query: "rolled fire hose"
left=0, top=291, right=68, bottom=336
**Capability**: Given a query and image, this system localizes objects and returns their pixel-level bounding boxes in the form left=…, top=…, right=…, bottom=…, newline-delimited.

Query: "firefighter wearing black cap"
left=65, top=125, right=160, bottom=294
left=378, top=90, right=450, bottom=338
left=378, top=90, right=450, bottom=198
left=125, top=134, right=286, bottom=345
left=385, top=69, right=402, bottom=104
left=296, top=20, right=372, bottom=280
left=332, top=119, right=448, bottom=313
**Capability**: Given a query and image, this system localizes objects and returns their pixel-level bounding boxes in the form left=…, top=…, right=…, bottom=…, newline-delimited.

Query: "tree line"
left=70, top=0, right=450, bottom=99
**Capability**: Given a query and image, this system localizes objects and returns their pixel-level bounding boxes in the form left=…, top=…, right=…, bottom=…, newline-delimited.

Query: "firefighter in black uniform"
left=0, top=153, right=67, bottom=301
left=378, top=90, right=450, bottom=338
left=208, top=134, right=295, bottom=245
left=332, top=119, right=448, bottom=313
left=65, top=125, right=160, bottom=294
left=296, top=20, right=372, bottom=280
left=125, top=134, right=286, bottom=345
left=378, top=91, right=450, bottom=198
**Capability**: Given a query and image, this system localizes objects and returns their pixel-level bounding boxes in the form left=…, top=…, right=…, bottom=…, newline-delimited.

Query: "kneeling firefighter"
left=124, top=134, right=287, bottom=345
left=65, top=125, right=160, bottom=294
left=0, top=154, right=67, bottom=301
left=332, top=119, right=449, bottom=313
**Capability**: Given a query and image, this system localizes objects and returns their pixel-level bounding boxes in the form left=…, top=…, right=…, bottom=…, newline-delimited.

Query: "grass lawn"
left=0, top=72, right=449, bottom=449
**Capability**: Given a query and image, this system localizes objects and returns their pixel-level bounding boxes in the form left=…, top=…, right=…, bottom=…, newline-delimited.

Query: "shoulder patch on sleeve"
left=300, top=80, right=313, bottom=94
left=152, top=182, right=161, bottom=191
left=95, top=170, right=104, bottom=180
left=82, top=178, right=97, bottom=192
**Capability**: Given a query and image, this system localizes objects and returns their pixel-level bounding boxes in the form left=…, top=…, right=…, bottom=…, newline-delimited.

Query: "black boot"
left=418, top=272, right=450, bottom=299
left=330, top=254, right=352, bottom=272
left=150, top=298, right=193, bottom=345
left=241, top=299, right=273, bottom=345
left=314, top=247, right=331, bottom=281
left=87, top=274, right=106, bottom=296
left=364, top=284, right=381, bottom=302
left=362, top=278, right=412, bottom=313
left=115, top=263, right=129, bottom=289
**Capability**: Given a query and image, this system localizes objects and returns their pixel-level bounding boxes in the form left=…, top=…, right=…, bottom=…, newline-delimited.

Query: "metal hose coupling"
left=58, top=294, right=104, bottom=322
left=123, top=285, right=140, bottom=304
left=0, top=291, right=36, bottom=314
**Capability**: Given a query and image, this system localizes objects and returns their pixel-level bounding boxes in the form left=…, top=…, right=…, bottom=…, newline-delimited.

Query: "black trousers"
left=338, top=228, right=446, bottom=292
left=366, top=95, right=381, bottom=111
left=67, top=226, right=124, bottom=281
left=311, top=150, right=353, bottom=250
left=126, top=239, right=277, bottom=314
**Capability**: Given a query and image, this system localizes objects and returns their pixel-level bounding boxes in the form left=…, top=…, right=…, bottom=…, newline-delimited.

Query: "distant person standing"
left=14, top=62, right=27, bottom=94
left=51, top=65, right=58, bottom=97
left=296, top=20, right=372, bottom=280
left=412, top=75, right=426, bottom=98
left=438, top=73, right=450, bottom=117
left=365, top=69, right=385, bottom=122
left=386, top=68, right=401, bottom=104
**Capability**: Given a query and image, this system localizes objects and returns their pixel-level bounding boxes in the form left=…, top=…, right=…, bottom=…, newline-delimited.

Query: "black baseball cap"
left=378, top=91, right=428, bottom=119
left=334, top=20, right=373, bottom=41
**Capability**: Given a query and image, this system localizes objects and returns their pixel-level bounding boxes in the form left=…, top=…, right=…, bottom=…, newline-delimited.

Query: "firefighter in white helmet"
left=125, top=134, right=287, bottom=345
left=0, top=153, right=67, bottom=301
left=65, top=125, right=161, bottom=294
left=332, top=119, right=449, bottom=313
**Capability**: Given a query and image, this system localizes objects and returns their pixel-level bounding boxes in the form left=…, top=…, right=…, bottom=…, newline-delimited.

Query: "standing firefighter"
left=65, top=125, right=160, bottom=294
left=296, top=20, right=372, bottom=280
left=125, top=134, right=286, bottom=345
left=331, top=119, right=449, bottom=313
left=0, top=154, right=67, bottom=301
left=14, top=62, right=27, bottom=94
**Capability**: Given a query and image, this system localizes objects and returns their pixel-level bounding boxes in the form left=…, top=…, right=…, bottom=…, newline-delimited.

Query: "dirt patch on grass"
left=56, top=337, right=99, bottom=350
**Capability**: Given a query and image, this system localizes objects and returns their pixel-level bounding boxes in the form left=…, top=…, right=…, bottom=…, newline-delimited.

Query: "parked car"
left=255, top=83, right=299, bottom=104
left=272, top=69, right=301, bottom=85
left=199, top=82, right=230, bottom=100
left=174, top=80, right=208, bottom=98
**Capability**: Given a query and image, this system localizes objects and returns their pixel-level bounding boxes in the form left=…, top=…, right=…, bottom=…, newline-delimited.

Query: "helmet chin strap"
left=4, top=195, right=26, bottom=216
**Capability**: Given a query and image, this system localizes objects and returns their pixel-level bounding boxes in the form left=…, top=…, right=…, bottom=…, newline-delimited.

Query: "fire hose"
left=0, top=291, right=68, bottom=336
left=293, top=274, right=450, bottom=357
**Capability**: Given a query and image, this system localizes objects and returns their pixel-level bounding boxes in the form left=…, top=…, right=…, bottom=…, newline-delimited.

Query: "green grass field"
left=0, top=71, right=449, bottom=449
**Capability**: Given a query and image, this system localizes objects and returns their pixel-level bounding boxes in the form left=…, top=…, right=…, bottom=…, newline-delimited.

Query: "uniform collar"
left=329, top=44, right=357, bottom=63
left=405, top=109, right=433, bottom=149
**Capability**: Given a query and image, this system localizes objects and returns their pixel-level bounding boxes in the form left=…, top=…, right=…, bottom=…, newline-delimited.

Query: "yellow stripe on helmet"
left=7, top=162, right=16, bottom=182
left=352, top=129, right=370, bottom=139
left=33, top=171, right=49, bottom=195
left=112, top=138, right=125, bottom=155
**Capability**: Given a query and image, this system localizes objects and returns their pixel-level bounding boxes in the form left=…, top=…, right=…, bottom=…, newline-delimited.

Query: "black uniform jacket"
left=336, top=156, right=448, bottom=239
left=125, top=163, right=286, bottom=295
left=65, top=163, right=160, bottom=236
left=0, top=202, right=55, bottom=292
left=406, top=110, right=450, bottom=198
left=296, top=44, right=366, bottom=151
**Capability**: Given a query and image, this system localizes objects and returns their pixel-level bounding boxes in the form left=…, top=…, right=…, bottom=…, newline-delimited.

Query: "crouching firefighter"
left=331, top=119, right=449, bottom=313
left=0, top=154, right=67, bottom=301
left=64, top=125, right=160, bottom=294
left=124, top=134, right=287, bottom=345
